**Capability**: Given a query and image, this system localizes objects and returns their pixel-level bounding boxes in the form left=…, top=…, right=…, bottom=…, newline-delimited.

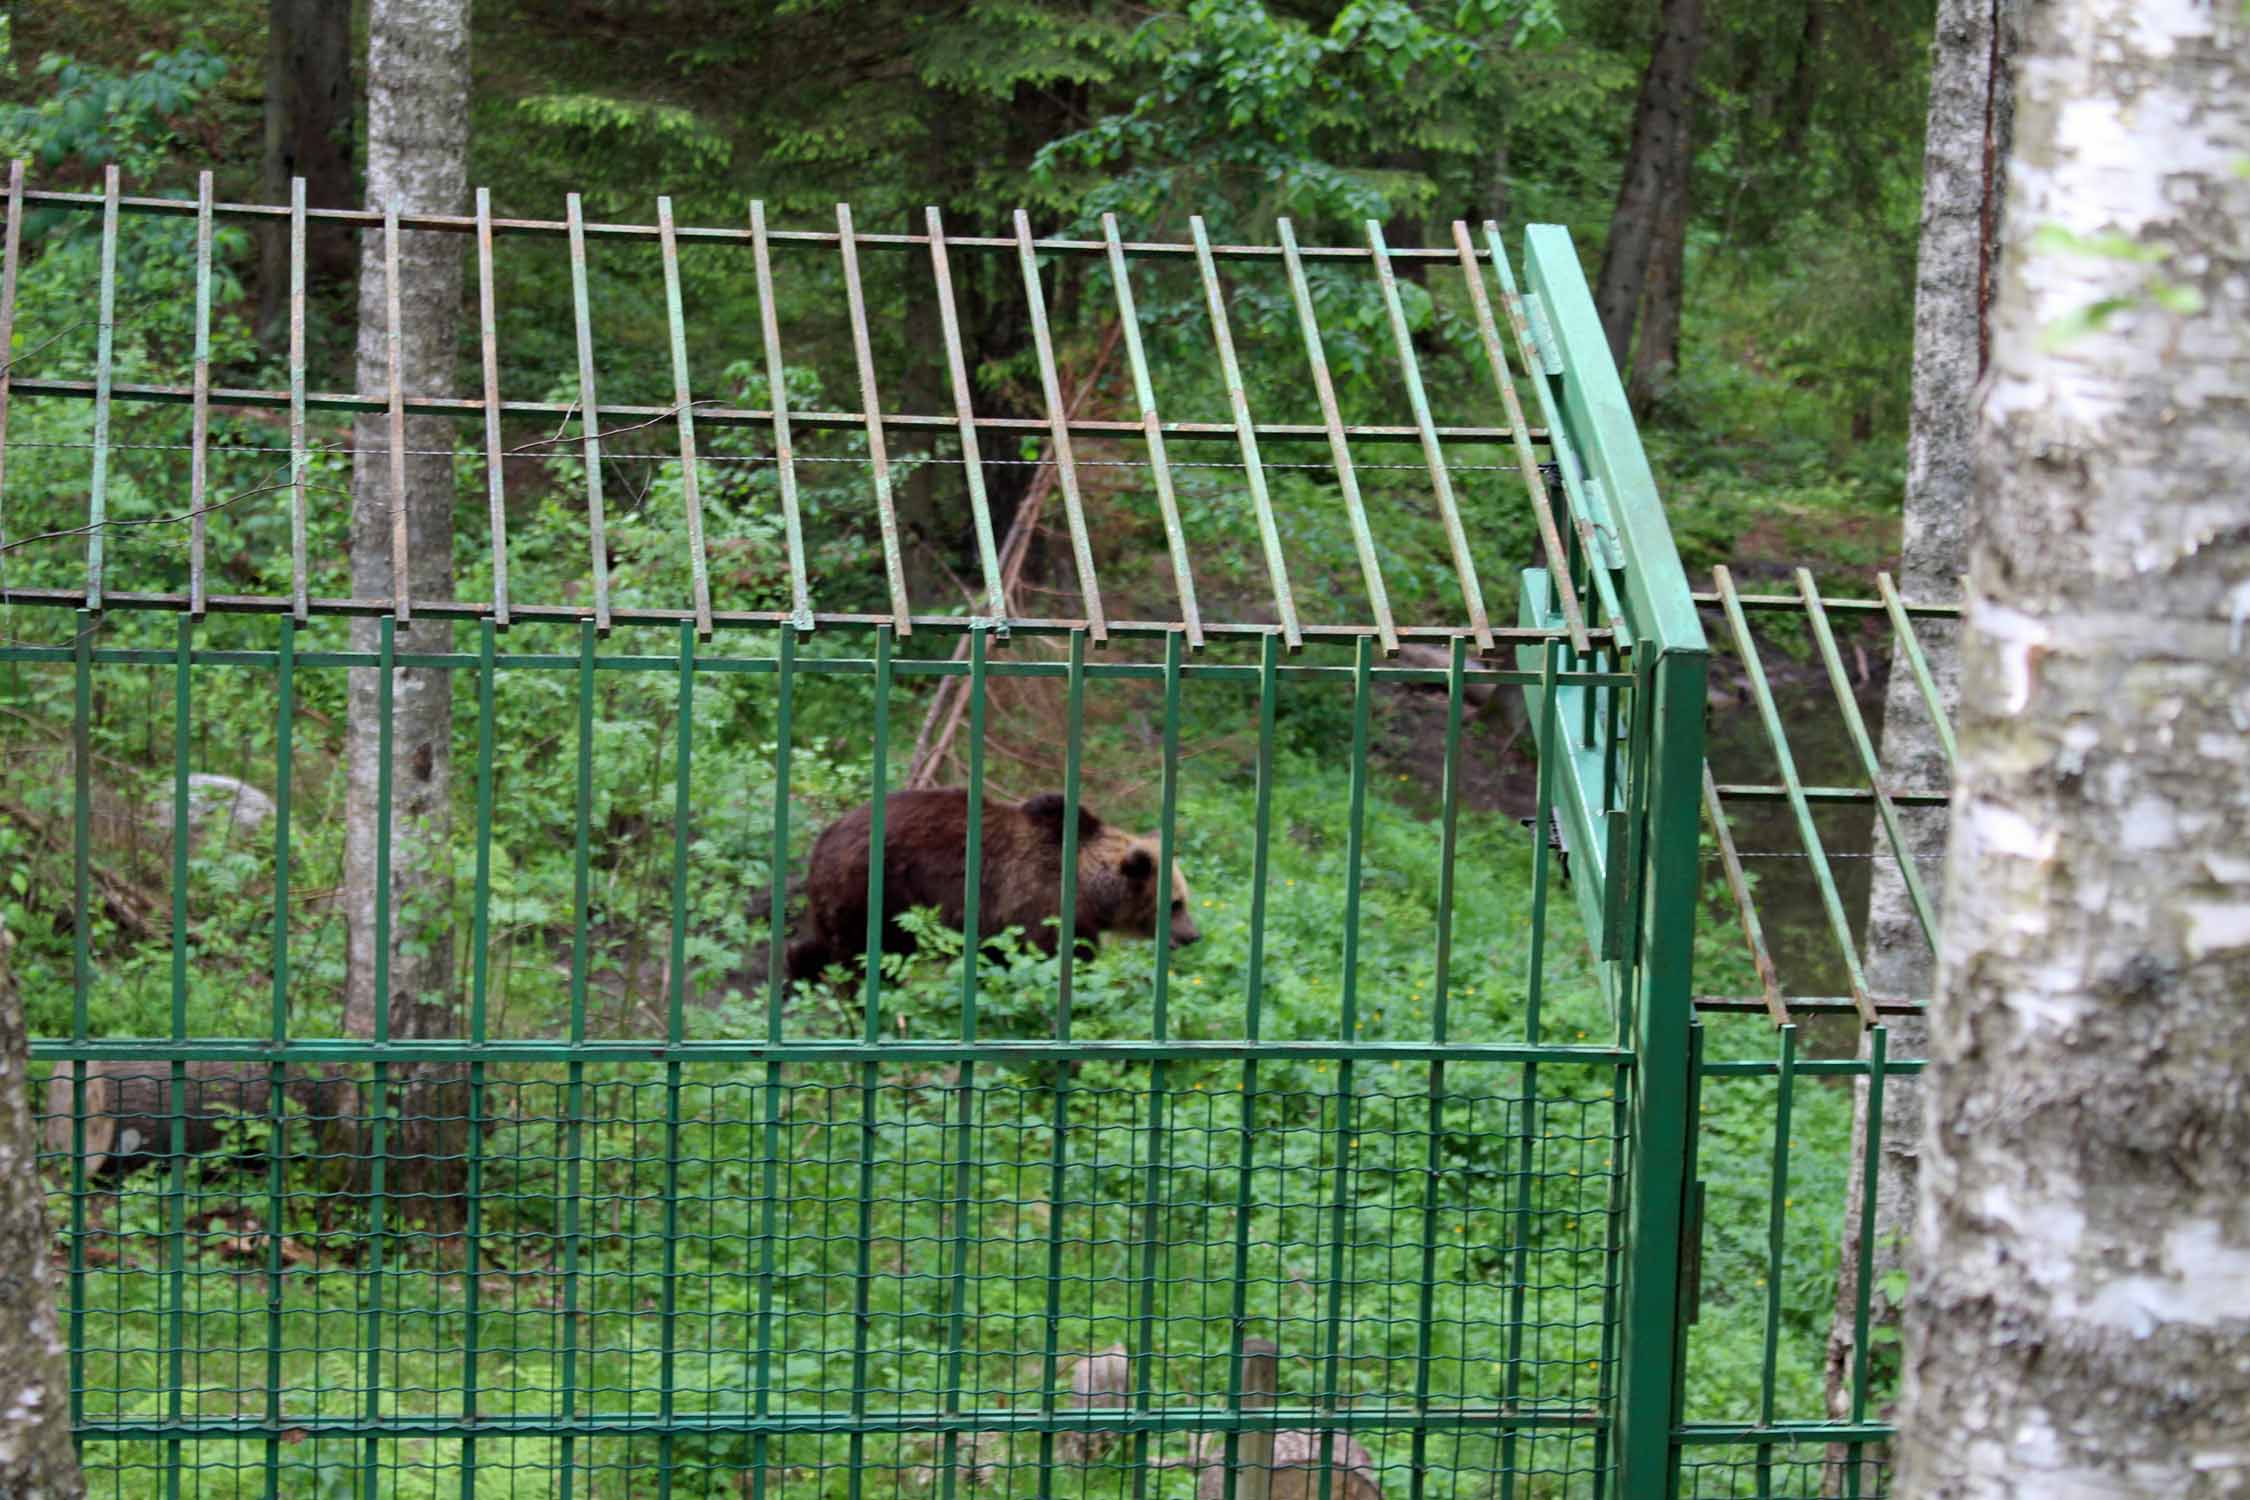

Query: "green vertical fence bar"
left=658, top=621, right=696, bottom=1495
left=1035, top=629, right=1087, bottom=1498
left=1844, top=1027, right=1889, bottom=1500
left=65, top=614, right=90, bottom=1427
left=1366, top=221, right=1492, bottom=652
left=1755, top=1026, right=1798, bottom=1500
left=939, top=627, right=988, bottom=1498
left=264, top=616, right=296, bottom=1500
left=84, top=166, right=119, bottom=608
left=846, top=626, right=892, bottom=1500
left=925, top=209, right=1007, bottom=620
left=460, top=618, right=499, bottom=1497
left=657, top=199, right=714, bottom=637
left=1099, top=213, right=1202, bottom=648
left=559, top=619, right=597, bottom=1498
left=751, top=629, right=796, bottom=1498
left=1407, top=639, right=1468, bottom=1500
left=750, top=200, right=813, bottom=628
left=361, top=615, right=397, bottom=1498
left=1127, top=627, right=1175, bottom=1500
left=835, top=206, right=913, bottom=634
left=1275, top=219, right=1396, bottom=656
left=164, top=615, right=191, bottom=1496
left=565, top=194, right=613, bottom=634
left=1190, top=216, right=1300, bottom=652
left=188, top=171, right=213, bottom=617
left=1317, top=637, right=1375, bottom=1500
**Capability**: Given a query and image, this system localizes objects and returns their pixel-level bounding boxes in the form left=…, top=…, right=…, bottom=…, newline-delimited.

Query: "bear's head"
left=1021, top=794, right=1200, bottom=948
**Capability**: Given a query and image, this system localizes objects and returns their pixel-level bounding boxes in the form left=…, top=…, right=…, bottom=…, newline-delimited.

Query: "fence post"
left=1520, top=224, right=1708, bottom=1500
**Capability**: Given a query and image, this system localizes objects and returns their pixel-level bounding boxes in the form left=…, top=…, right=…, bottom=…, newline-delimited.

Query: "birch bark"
left=1897, top=3, right=2250, bottom=1495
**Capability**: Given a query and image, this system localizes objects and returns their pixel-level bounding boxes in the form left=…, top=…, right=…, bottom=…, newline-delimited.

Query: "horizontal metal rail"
left=29, top=1037, right=1632, bottom=1064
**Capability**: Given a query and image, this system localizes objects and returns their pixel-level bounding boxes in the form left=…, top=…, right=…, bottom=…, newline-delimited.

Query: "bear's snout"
left=1171, top=908, right=1201, bottom=947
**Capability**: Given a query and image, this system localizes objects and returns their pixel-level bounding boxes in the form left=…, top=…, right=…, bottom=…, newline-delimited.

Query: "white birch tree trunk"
left=1896, top=3, right=2250, bottom=1496
left=1822, top=0, right=2015, bottom=1452
left=0, top=916, right=82, bottom=1498
left=342, top=0, right=469, bottom=1044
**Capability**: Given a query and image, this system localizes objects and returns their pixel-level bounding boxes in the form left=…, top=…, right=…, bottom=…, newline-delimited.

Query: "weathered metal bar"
left=1701, top=586, right=1959, bottom=619
left=1696, top=997, right=1931, bottom=1019
left=657, top=197, right=714, bottom=636
left=1190, top=215, right=1301, bottom=650
left=5, top=371, right=1536, bottom=448
left=1713, top=565, right=1876, bottom=1023
left=1702, top=765, right=1787, bottom=1026
left=1452, top=220, right=1587, bottom=653
left=287, top=179, right=309, bottom=622
left=382, top=203, right=412, bottom=623
left=13, top=183, right=1541, bottom=261
left=0, top=586, right=1601, bottom=645
left=1100, top=213, right=1202, bottom=647
left=564, top=193, right=612, bottom=633
left=86, top=165, right=120, bottom=609
left=835, top=204, right=912, bottom=634
left=65, top=615, right=92, bottom=1426
left=1878, top=570, right=1957, bottom=768
left=925, top=207, right=1008, bottom=619
left=262, top=617, right=296, bottom=1500
left=751, top=199, right=813, bottom=628
left=1797, top=568, right=1939, bottom=953
left=188, top=172, right=213, bottom=617
left=1713, top=782, right=1950, bottom=807
left=1014, top=209, right=1107, bottom=640
left=1276, top=217, right=1397, bottom=656
left=475, top=188, right=510, bottom=626
left=1368, top=221, right=1493, bottom=651
left=1483, top=221, right=1631, bottom=649
left=0, top=162, right=20, bottom=556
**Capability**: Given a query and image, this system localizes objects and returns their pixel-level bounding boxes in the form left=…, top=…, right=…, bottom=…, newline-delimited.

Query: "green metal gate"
left=0, top=166, right=1934, bottom=1499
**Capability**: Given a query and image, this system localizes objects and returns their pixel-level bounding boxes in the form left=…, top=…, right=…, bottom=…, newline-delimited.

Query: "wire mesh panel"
left=1, top=168, right=1712, bottom=1497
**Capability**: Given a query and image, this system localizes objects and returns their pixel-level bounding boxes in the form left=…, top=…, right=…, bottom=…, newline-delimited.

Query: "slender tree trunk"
left=258, top=0, right=358, bottom=355
left=1627, top=165, right=1689, bottom=416
left=0, top=917, right=84, bottom=1499
left=1821, top=0, right=2013, bottom=1472
left=1896, top=4, right=2250, bottom=1497
left=340, top=0, right=471, bottom=1224
left=1594, top=0, right=1704, bottom=367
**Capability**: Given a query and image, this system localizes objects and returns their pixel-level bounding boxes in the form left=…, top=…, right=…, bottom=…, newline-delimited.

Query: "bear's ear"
left=1021, top=793, right=1102, bottom=842
left=1120, top=847, right=1156, bottom=882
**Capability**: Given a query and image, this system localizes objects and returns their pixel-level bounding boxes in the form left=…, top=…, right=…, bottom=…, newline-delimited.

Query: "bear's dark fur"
left=783, top=789, right=1199, bottom=982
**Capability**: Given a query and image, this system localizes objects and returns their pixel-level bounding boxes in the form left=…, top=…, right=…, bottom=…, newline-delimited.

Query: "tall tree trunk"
left=1896, top=3, right=2250, bottom=1496
left=1626, top=165, right=1689, bottom=416
left=258, top=0, right=358, bottom=355
left=0, top=917, right=84, bottom=1499
left=1821, top=0, right=2013, bottom=1474
left=1594, top=0, right=1704, bottom=367
left=341, top=0, right=471, bottom=1225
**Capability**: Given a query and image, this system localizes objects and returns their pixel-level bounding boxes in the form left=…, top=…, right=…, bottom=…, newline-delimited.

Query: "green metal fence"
left=0, top=164, right=1937, bottom=1499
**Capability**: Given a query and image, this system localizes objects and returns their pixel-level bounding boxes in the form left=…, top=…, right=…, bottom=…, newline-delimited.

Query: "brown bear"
left=783, top=788, right=1199, bottom=982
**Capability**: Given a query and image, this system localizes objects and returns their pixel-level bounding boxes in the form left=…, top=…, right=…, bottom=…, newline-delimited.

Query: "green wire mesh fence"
left=0, top=161, right=1942, bottom=1500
